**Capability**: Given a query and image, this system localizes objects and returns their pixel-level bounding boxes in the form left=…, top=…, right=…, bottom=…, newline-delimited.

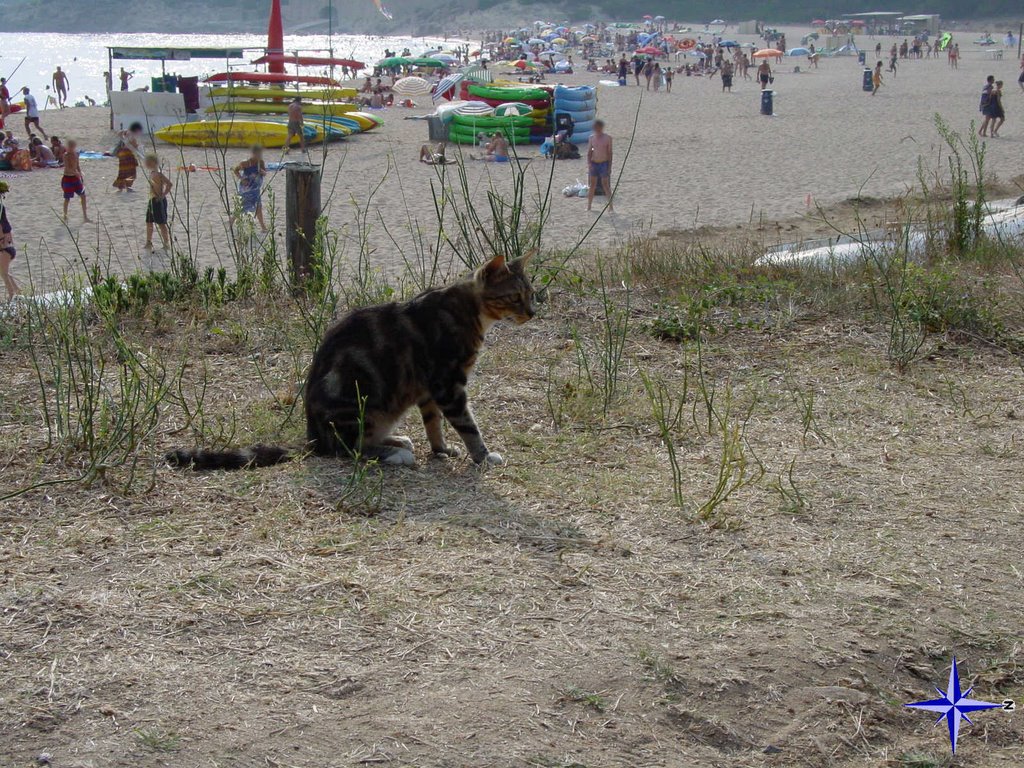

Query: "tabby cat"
left=167, top=251, right=536, bottom=470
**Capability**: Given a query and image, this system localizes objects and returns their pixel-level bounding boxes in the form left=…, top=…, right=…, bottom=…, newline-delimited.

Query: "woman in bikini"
left=0, top=181, right=21, bottom=299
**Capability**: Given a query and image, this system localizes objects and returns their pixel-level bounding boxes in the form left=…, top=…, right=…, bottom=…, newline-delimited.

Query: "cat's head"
left=475, top=251, right=537, bottom=325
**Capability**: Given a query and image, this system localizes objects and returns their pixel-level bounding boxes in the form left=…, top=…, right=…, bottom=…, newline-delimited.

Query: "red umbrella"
left=636, top=46, right=661, bottom=55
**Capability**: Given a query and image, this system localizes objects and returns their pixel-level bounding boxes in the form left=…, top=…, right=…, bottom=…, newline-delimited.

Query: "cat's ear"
left=515, top=248, right=538, bottom=269
left=476, top=253, right=508, bottom=283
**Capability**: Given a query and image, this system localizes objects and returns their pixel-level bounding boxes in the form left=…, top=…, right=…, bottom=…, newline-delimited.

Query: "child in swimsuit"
left=143, top=154, right=172, bottom=250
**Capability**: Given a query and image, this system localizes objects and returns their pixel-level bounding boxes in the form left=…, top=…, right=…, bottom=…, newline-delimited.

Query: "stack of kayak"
left=553, top=85, right=597, bottom=145
left=205, top=85, right=360, bottom=118
left=448, top=82, right=553, bottom=145
left=154, top=111, right=382, bottom=149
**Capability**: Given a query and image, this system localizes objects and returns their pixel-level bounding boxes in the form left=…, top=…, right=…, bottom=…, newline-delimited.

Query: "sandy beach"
left=3, top=25, right=1023, bottom=292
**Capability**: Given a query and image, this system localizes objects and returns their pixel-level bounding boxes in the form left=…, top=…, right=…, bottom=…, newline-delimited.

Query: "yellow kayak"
left=208, top=86, right=358, bottom=100
left=207, top=101, right=359, bottom=117
left=154, top=120, right=324, bottom=148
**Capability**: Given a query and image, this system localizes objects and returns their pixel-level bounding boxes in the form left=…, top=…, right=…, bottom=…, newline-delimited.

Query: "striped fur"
left=167, top=252, right=535, bottom=471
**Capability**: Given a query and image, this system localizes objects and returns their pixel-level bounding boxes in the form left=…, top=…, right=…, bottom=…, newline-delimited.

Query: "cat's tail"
left=165, top=444, right=291, bottom=471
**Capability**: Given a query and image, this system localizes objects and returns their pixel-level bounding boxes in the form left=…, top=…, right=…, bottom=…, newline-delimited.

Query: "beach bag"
left=10, top=150, right=31, bottom=171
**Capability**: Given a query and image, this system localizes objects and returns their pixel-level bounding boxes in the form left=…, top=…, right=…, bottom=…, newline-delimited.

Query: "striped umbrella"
left=454, top=101, right=495, bottom=116
left=393, top=76, right=432, bottom=96
left=461, top=64, right=493, bottom=83
left=432, top=72, right=464, bottom=103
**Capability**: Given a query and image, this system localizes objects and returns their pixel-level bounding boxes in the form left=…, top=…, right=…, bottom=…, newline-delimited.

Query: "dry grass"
left=2, top=227, right=1024, bottom=767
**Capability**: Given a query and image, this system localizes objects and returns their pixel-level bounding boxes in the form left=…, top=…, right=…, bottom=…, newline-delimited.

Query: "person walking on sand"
left=664, top=66, right=673, bottom=93
left=643, top=58, right=654, bottom=90
left=757, top=60, right=772, bottom=90
left=872, top=61, right=883, bottom=95
left=0, top=181, right=21, bottom=300
left=61, top=140, right=91, bottom=224
left=52, top=67, right=70, bottom=108
left=231, top=145, right=268, bottom=232
left=990, top=80, right=1006, bottom=137
left=113, top=123, right=143, bottom=192
left=979, top=75, right=996, bottom=137
left=586, top=120, right=613, bottom=213
left=285, top=97, right=306, bottom=153
left=21, top=88, right=47, bottom=139
left=143, top=154, right=172, bottom=250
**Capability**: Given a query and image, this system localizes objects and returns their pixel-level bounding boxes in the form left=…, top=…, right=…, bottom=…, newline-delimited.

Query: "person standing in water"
left=0, top=181, right=21, bottom=299
left=586, top=120, right=613, bottom=213
left=52, top=67, right=70, bottom=108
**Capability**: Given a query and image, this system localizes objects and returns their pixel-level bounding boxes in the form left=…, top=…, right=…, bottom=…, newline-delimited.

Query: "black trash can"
left=760, top=89, right=774, bottom=115
left=862, top=68, right=873, bottom=92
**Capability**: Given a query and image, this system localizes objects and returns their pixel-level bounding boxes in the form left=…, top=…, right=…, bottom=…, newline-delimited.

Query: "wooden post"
left=285, top=162, right=321, bottom=291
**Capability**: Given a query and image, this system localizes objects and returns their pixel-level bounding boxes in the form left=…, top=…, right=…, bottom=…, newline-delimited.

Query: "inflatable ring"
left=679, top=38, right=697, bottom=51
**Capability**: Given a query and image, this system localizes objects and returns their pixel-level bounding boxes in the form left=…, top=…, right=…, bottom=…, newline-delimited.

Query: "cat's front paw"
left=432, top=446, right=461, bottom=459
left=482, top=452, right=504, bottom=466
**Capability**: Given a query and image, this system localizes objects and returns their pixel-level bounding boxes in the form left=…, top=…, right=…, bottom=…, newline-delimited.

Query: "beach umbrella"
left=710, top=18, right=726, bottom=24
left=454, top=101, right=494, bottom=116
left=432, top=72, right=464, bottom=102
left=393, top=76, right=432, bottom=96
left=552, top=37, right=567, bottom=45
left=377, top=56, right=410, bottom=68
left=528, top=37, right=546, bottom=45
left=433, top=53, right=458, bottom=62
left=410, top=58, right=447, bottom=68
left=687, top=49, right=707, bottom=59
left=812, top=19, right=825, bottom=25
left=462, top=63, right=493, bottom=82
left=643, top=14, right=653, bottom=19
left=752, top=48, right=783, bottom=58
left=581, top=35, right=597, bottom=43
left=494, top=102, right=533, bottom=116
left=787, top=47, right=810, bottom=56
left=654, top=15, right=665, bottom=20
left=636, top=46, right=661, bottom=55
left=505, top=37, right=518, bottom=43
left=719, top=40, right=739, bottom=47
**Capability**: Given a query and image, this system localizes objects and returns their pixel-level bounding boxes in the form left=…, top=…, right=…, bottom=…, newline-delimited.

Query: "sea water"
left=0, top=32, right=467, bottom=107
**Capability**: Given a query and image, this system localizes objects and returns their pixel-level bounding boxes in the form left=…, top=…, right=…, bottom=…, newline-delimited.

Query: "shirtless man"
left=285, top=97, right=306, bottom=152
left=52, top=67, right=70, bottom=108
left=586, top=119, right=613, bottom=212
left=61, top=140, right=91, bottom=224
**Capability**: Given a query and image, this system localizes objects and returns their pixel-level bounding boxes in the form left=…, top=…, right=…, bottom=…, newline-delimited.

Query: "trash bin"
left=151, top=77, right=165, bottom=93
left=858, top=51, right=866, bottom=65
left=760, top=89, right=774, bottom=116
left=427, top=116, right=447, bottom=141
left=862, top=68, right=873, bottom=92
